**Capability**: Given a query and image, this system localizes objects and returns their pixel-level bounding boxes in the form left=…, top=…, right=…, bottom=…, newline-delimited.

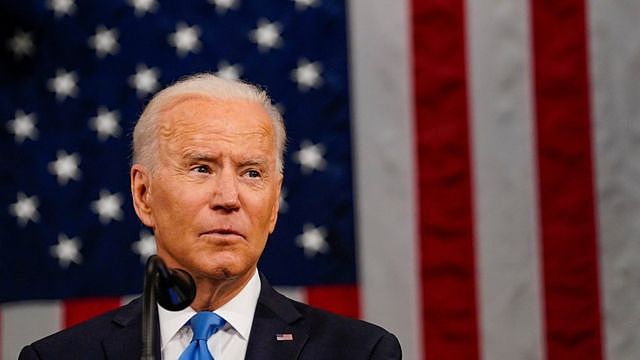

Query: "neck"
left=190, top=268, right=256, bottom=311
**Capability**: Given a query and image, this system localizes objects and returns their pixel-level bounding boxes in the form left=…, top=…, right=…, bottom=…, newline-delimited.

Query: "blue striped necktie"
left=178, top=312, right=226, bottom=360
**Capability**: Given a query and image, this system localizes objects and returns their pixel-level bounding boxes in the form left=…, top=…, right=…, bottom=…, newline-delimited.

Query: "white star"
left=296, top=223, right=329, bottom=257
left=88, top=25, right=119, bottom=58
left=91, top=190, right=124, bottom=224
left=131, top=231, right=157, bottom=263
left=48, top=150, right=81, bottom=185
left=6, top=110, right=38, bottom=143
left=293, top=0, right=320, bottom=10
left=168, top=23, right=201, bottom=57
left=47, top=0, right=76, bottom=17
left=293, top=140, right=327, bottom=174
left=7, top=30, right=35, bottom=59
left=89, top=107, right=121, bottom=141
left=8, top=192, right=40, bottom=227
left=291, top=58, right=323, bottom=91
left=50, top=234, right=82, bottom=268
left=128, top=0, right=158, bottom=16
left=216, top=60, right=242, bottom=80
left=209, top=0, right=239, bottom=13
left=249, top=19, right=283, bottom=52
left=47, top=69, right=78, bottom=101
left=129, top=64, right=160, bottom=97
left=279, top=187, right=289, bottom=213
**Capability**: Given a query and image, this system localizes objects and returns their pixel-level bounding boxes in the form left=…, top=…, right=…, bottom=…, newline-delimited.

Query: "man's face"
left=133, top=96, right=281, bottom=282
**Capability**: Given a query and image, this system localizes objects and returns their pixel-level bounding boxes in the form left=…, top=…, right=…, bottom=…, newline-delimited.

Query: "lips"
left=200, top=227, right=245, bottom=240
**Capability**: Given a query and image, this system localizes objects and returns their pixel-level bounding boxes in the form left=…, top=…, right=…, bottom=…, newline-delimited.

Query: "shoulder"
left=18, top=299, right=141, bottom=360
left=257, top=276, right=402, bottom=359
left=255, top=273, right=402, bottom=359
left=290, top=299, right=401, bottom=358
left=291, top=299, right=388, bottom=337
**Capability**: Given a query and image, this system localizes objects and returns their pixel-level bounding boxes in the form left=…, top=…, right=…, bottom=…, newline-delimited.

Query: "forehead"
left=157, top=95, right=275, bottom=149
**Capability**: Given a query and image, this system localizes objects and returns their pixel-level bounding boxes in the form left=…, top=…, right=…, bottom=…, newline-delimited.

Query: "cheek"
left=247, top=195, right=279, bottom=234
left=151, top=183, right=204, bottom=233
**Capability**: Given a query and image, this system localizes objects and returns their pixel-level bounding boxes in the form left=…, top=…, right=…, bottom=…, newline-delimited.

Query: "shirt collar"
left=158, top=269, right=262, bottom=349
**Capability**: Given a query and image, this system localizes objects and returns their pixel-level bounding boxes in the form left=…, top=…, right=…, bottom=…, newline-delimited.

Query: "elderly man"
left=18, top=73, right=401, bottom=360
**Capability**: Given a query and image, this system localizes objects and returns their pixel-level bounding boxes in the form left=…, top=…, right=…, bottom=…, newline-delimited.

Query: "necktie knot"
left=178, top=312, right=225, bottom=360
left=190, top=312, right=225, bottom=341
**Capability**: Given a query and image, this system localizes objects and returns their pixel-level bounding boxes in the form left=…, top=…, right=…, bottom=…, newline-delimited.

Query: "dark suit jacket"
left=18, top=274, right=401, bottom=359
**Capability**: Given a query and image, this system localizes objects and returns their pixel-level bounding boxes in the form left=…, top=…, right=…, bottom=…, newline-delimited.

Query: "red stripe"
left=63, top=297, right=121, bottom=328
left=305, top=284, right=360, bottom=319
left=411, top=1, right=479, bottom=359
left=530, top=0, right=604, bottom=359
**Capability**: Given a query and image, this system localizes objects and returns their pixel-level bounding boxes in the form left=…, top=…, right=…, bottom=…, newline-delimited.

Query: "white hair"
left=132, top=73, right=286, bottom=173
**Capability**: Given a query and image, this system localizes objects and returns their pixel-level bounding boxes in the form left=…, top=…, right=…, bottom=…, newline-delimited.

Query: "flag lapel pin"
left=276, top=333, right=294, bottom=341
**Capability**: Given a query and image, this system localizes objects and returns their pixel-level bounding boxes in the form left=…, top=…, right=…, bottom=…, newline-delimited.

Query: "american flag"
left=275, top=333, right=294, bottom=342
left=1, top=0, right=639, bottom=359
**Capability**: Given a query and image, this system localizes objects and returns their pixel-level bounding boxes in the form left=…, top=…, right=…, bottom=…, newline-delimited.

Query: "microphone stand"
left=141, top=256, right=159, bottom=360
left=141, top=255, right=196, bottom=360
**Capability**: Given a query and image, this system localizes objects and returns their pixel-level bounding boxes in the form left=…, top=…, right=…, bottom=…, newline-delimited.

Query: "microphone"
left=154, top=257, right=196, bottom=311
left=141, top=255, right=196, bottom=360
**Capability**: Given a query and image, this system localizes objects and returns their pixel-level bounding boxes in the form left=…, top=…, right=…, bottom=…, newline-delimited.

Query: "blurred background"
left=1, top=0, right=639, bottom=359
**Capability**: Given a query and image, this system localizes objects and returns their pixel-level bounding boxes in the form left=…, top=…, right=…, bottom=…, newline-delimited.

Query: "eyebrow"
left=183, top=151, right=268, bottom=167
left=183, top=151, right=217, bottom=162
left=239, top=159, right=267, bottom=167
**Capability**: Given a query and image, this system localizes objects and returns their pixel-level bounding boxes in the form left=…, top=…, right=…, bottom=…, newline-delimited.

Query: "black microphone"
left=141, top=255, right=196, bottom=360
left=154, top=257, right=196, bottom=311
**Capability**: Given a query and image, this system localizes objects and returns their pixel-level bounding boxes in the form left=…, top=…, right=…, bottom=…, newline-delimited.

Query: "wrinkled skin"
left=130, top=96, right=281, bottom=309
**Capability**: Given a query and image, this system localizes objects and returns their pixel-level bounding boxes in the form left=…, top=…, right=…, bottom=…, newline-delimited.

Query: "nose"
left=210, top=168, right=240, bottom=212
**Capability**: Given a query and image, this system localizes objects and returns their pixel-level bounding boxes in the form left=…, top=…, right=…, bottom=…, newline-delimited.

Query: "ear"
left=268, top=175, right=283, bottom=234
left=130, top=164, right=155, bottom=228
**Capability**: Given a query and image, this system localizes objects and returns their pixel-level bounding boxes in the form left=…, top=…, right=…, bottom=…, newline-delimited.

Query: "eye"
left=244, top=169, right=261, bottom=178
left=191, top=165, right=211, bottom=174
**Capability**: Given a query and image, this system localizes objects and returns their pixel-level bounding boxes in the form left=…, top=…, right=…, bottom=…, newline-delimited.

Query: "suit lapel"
left=245, top=274, right=309, bottom=360
left=101, top=298, right=162, bottom=360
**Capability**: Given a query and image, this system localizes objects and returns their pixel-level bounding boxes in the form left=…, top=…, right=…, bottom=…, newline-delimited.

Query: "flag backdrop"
left=1, top=0, right=639, bottom=359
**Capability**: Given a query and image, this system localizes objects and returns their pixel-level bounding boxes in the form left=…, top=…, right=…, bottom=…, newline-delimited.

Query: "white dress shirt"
left=158, top=270, right=261, bottom=360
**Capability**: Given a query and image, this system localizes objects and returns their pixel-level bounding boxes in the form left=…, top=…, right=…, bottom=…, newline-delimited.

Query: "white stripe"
left=121, top=294, right=140, bottom=305
left=274, top=286, right=305, bottom=304
left=587, top=1, right=640, bottom=359
left=347, top=0, right=421, bottom=359
left=1, top=301, right=62, bottom=360
left=466, top=1, right=545, bottom=359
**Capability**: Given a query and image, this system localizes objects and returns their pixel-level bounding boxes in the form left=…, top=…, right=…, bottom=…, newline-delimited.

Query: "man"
left=18, top=73, right=401, bottom=359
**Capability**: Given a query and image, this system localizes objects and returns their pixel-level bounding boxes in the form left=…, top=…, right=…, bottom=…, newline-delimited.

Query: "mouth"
left=200, top=228, right=245, bottom=241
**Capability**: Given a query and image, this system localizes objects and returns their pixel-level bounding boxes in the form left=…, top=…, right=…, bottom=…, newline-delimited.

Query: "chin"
left=196, top=254, right=253, bottom=280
